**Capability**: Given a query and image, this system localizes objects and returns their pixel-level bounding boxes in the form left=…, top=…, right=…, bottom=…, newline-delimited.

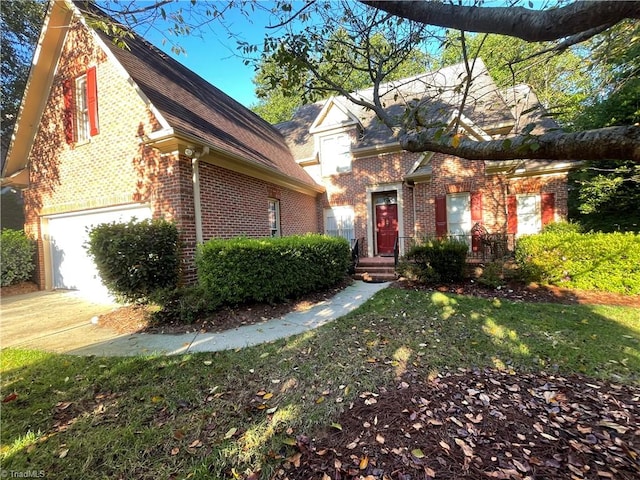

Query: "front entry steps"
left=354, top=256, right=397, bottom=282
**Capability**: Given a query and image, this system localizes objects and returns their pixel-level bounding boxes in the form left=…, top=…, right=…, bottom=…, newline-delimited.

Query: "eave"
left=144, top=129, right=325, bottom=196
left=1, top=1, right=73, bottom=185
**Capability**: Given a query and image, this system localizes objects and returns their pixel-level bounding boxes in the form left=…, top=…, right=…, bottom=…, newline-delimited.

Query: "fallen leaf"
left=424, top=466, right=436, bottom=477
left=2, top=393, right=18, bottom=403
left=189, top=439, right=203, bottom=448
left=203, top=360, right=213, bottom=366
left=359, top=456, right=369, bottom=469
left=173, top=429, right=185, bottom=440
left=376, top=434, right=385, bottom=444
left=289, top=452, right=301, bottom=468
left=59, top=448, right=69, bottom=458
left=282, top=437, right=297, bottom=446
left=331, top=423, right=343, bottom=431
left=263, top=392, right=274, bottom=400
left=411, top=448, right=425, bottom=458
left=454, top=438, right=474, bottom=457
left=266, top=406, right=278, bottom=414
left=224, top=427, right=238, bottom=439
left=439, top=440, right=451, bottom=452
left=346, top=440, right=359, bottom=449
left=598, top=420, right=629, bottom=434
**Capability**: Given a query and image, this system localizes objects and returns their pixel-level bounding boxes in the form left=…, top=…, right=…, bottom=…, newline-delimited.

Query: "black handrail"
left=393, top=235, right=400, bottom=268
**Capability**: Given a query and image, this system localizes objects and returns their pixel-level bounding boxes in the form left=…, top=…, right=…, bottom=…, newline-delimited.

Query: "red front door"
left=375, top=204, right=398, bottom=255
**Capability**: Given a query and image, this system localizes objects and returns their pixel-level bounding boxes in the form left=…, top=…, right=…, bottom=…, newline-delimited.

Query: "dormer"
left=310, top=98, right=363, bottom=177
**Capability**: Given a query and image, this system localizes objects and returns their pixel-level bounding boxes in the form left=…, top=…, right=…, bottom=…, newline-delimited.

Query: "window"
left=516, top=194, right=541, bottom=235
left=446, top=193, right=472, bottom=237
left=75, top=75, right=90, bottom=142
left=64, top=66, right=99, bottom=144
left=268, top=199, right=281, bottom=237
left=325, top=206, right=354, bottom=241
left=320, top=133, right=351, bottom=176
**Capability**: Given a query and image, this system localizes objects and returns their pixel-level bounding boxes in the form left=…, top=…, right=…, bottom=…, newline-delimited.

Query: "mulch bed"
left=273, top=367, right=640, bottom=480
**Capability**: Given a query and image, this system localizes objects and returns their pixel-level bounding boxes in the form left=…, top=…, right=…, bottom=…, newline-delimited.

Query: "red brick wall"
left=412, top=155, right=569, bottom=236
left=198, top=162, right=319, bottom=240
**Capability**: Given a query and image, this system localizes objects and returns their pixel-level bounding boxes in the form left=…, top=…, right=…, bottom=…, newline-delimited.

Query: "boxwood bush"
left=398, top=237, right=468, bottom=283
left=86, top=219, right=180, bottom=303
left=1, top=229, right=35, bottom=287
left=196, top=234, right=350, bottom=305
left=516, top=231, right=640, bottom=295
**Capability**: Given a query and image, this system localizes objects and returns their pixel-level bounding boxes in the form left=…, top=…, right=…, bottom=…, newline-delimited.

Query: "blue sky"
left=141, top=5, right=274, bottom=108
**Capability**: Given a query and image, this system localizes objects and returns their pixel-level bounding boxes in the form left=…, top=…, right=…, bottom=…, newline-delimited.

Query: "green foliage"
left=398, top=238, right=468, bottom=283
left=477, top=261, right=506, bottom=289
left=541, top=221, right=583, bottom=234
left=151, top=285, right=220, bottom=325
left=250, top=5, right=434, bottom=123
left=1, top=0, right=46, bottom=159
left=197, top=235, right=350, bottom=305
left=1, top=229, right=35, bottom=286
left=516, top=231, right=640, bottom=295
left=85, top=219, right=180, bottom=303
left=440, top=31, right=593, bottom=127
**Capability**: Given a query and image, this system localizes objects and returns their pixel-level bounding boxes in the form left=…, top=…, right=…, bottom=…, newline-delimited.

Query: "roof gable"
left=309, top=98, right=362, bottom=134
left=3, top=0, right=320, bottom=193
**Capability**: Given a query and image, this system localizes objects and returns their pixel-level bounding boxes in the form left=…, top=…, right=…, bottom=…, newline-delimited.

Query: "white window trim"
left=75, top=74, right=90, bottom=143
left=319, top=132, right=352, bottom=176
left=446, top=192, right=472, bottom=236
left=516, top=193, right=542, bottom=236
left=268, top=199, right=281, bottom=237
left=324, top=205, right=355, bottom=242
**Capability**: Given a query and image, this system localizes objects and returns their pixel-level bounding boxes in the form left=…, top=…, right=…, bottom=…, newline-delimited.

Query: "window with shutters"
left=324, top=206, right=355, bottom=241
left=66, top=67, right=99, bottom=144
left=507, top=192, right=554, bottom=236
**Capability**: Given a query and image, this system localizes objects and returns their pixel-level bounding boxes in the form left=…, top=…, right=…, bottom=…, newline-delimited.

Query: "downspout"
left=190, top=146, right=208, bottom=245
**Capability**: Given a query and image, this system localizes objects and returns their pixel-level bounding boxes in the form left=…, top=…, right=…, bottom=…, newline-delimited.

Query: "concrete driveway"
left=1, top=290, right=123, bottom=353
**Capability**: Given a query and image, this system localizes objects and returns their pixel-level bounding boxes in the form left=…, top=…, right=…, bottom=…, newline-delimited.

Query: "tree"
left=252, top=27, right=434, bottom=124
left=0, top=0, right=46, bottom=168
left=252, top=0, right=640, bottom=161
left=440, top=31, right=593, bottom=128
left=567, top=20, right=640, bottom=231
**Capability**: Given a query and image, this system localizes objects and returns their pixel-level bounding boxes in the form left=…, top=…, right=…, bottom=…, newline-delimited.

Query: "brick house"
left=2, top=1, right=575, bottom=295
left=277, top=63, right=576, bottom=261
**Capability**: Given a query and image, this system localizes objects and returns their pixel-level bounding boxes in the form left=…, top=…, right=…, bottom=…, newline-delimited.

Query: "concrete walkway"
left=1, top=281, right=390, bottom=356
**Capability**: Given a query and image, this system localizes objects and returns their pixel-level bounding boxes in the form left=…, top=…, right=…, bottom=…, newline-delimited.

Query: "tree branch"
left=361, top=1, right=640, bottom=42
left=398, top=125, right=640, bottom=162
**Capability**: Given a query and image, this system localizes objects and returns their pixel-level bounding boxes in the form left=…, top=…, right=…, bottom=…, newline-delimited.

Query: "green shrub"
left=541, top=221, right=583, bottom=234
left=477, top=261, right=507, bottom=288
left=196, top=234, right=350, bottom=305
left=516, top=231, right=640, bottom=295
left=398, top=238, right=468, bottom=283
left=85, top=219, right=180, bottom=303
left=1, top=229, right=35, bottom=287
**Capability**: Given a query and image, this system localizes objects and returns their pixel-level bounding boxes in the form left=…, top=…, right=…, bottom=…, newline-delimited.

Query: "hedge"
left=1, top=229, right=35, bottom=287
left=515, top=231, right=640, bottom=295
left=196, top=234, right=351, bottom=305
left=85, top=219, right=180, bottom=303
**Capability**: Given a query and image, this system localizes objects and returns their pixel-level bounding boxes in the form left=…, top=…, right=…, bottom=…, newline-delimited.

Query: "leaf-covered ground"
left=274, top=367, right=639, bottom=480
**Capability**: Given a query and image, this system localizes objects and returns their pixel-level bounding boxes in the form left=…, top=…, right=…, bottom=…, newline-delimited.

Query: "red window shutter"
left=470, top=192, right=483, bottom=252
left=507, top=195, right=517, bottom=234
left=541, top=192, right=555, bottom=226
left=435, top=195, right=447, bottom=237
left=62, top=78, right=75, bottom=144
left=87, top=66, right=99, bottom=136
left=471, top=192, right=483, bottom=224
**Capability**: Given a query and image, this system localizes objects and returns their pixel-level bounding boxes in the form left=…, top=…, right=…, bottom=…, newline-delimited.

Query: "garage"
left=46, top=204, right=152, bottom=296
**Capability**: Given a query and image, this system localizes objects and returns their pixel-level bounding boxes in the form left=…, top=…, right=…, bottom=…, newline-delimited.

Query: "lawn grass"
left=1, top=287, right=639, bottom=479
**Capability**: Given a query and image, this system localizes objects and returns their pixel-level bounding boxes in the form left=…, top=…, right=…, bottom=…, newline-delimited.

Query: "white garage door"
left=47, top=205, right=152, bottom=297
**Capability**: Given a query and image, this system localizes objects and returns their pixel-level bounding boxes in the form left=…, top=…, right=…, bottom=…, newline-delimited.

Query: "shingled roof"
left=76, top=1, right=318, bottom=190
left=277, top=59, right=517, bottom=161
